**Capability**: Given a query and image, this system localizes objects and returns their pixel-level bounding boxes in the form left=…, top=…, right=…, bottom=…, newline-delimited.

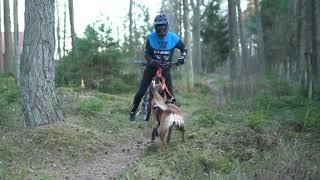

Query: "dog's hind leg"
left=151, top=125, right=159, bottom=142
left=167, top=123, right=174, bottom=144
left=179, top=126, right=185, bottom=143
left=160, top=126, right=168, bottom=151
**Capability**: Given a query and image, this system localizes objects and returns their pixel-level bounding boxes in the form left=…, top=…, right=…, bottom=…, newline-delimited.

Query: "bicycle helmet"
left=154, top=14, right=169, bottom=37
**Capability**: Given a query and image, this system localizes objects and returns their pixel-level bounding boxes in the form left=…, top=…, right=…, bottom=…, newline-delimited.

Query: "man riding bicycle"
left=129, top=14, right=188, bottom=122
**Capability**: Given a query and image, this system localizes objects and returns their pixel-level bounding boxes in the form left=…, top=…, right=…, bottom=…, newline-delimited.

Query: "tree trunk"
left=314, top=0, right=320, bottom=83
left=129, top=0, right=133, bottom=57
left=182, top=0, right=194, bottom=91
left=236, top=0, right=248, bottom=74
left=190, top=0, right=202, bottom=74
left=0, top=2, right=3, bottom=74
left=21, top=0, right=64, bottom=127
left=63, top=0, right=67, bottom=57
left=228, top=0, right=239, bottom=79
left=305, top=0, right=313, bottom=99
left=56, top=0, right=62, bottom=60
left=13, top=0, right=19, bottom=81
left=4, top=0, right=13, bottom=74
left=254, top=0, right=265, bottom=73
left=296, top=0, right=305, bottom=82
left=68, top=0, right=77, bottom=60
left=179, top=0, right=182, bottom=36
left=161, top=0, right=180, bottom=34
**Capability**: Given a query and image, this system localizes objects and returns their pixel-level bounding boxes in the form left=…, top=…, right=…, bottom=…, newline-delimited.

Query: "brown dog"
left=150, top=86, right=185, bottom=151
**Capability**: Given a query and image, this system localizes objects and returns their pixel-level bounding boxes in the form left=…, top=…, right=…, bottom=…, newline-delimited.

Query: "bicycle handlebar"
left=134, top=60, right=180, bottom=68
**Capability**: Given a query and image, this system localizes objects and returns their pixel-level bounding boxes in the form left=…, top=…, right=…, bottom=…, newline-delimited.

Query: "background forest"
left=0, top=0, right=319, bottom=179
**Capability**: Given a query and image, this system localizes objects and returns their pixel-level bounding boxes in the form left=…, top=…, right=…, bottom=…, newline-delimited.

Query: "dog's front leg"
left=151, top=108, right=159, bottom=142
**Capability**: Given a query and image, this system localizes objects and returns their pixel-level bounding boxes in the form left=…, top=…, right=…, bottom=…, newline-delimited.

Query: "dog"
left=149, top=83, right=185, bottom=151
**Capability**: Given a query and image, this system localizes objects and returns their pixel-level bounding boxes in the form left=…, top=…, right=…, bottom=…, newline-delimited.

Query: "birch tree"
left=4, top=0, right=13, bottom=73
left=13, top=0, right=19, bottom=80
left=69, top=0, right=77, bottom=60
left=63, top=0, right=67, bottom=57
left=0, top=2, right=3, bottom=74
left=236, top=0, right=248, bottom=73
left=56, top=0, right=62, bottom=60
left=182, top=0, right=194, bottom=91
left=129, top=0, right=133, bottom=56
left=190, top=0, right=202, bottom=73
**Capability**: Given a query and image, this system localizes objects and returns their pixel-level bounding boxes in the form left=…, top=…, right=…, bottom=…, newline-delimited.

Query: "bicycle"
left=134, top=60, right=180, bottom=121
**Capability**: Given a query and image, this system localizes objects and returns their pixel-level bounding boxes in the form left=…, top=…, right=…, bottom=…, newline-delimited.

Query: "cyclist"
left=129, top=14, right=188, bottom=122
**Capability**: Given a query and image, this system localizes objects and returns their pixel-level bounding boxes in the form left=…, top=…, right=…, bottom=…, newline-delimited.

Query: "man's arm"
left=144, top=39, right=153, bottom=61
left=175, top=40, right=188, bottom=55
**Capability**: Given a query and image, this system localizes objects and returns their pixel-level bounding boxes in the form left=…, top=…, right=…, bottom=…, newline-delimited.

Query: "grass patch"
left=121, top=74, right=320, bottom=179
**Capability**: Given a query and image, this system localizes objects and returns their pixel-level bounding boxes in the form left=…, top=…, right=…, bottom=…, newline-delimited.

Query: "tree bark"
left=63, top=0, right=67, bottom=57
left=4, top=0, right=13, bottom=74
left=0, top=2, right=3, bottom=74
left=129, top=0, right=133, bottom=57
left=21, top=0, right=64, bottom=127
left=56, top=0, right=62, bottom=60
left=254, top=0, right=265, bottom=73
left=296, top=0, right=305, bottom=82
left=13, top=0, right=19, bottom=81
left=179, top=0, right=182, bottom=36
left=314, top=0, right=320, bottom=82
left=305, top=0, right=313, bottom=99
left=161, top=0, right=180, bottom=34
left=236, top=0, right=248, bottom=73
left=190, top=0, right=202, bottom=73
left=68, top=0, right=77, bottom=60
left=182, top=0, right=194, bottom=91
left=228, top=0, right=239, bottom=79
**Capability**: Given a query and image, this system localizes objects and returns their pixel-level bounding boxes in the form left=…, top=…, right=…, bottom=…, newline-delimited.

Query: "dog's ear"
left=151, top=79, right=162, bottom=93
left=151, top=85, right=161, bottom=93
left=152, top=91, right=168, bottom=111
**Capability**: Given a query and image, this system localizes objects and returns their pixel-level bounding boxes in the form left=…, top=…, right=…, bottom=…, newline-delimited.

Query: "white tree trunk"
left=129, top=0, right=133, bottom=57
left=183, top=0, right=194, bottom=91
left=0, top=2, right=3, bottom=74
left=63, top=0, right=67, bottom=57
left=4, top=0, right=13, bottom=74
left=56, top=0, right=62, bottom=60
left=236, top=0, right=248, bottom=74
left=191, top=0, right=202, bottom=73
left=13, top=0, right=20, bottom=81
left=68, top=0, right=77, bottom=60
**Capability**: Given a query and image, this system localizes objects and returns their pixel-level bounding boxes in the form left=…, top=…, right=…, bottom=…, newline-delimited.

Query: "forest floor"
left=52, top=126, right=151, bottom=180
left=1, top=73, right=320, bottom=179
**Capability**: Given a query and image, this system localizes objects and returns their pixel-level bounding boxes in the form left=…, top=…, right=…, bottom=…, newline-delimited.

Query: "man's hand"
left=149, top=59, right=160, bottom=67
left=177, top=52, right=187, bottom=65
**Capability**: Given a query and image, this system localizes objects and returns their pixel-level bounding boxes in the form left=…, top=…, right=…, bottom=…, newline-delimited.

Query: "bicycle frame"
left=134, top=60, right=179, bottom=121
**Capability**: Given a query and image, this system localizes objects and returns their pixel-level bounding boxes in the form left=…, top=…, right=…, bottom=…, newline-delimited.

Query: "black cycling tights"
left=130, top=67, right=173, bottom=113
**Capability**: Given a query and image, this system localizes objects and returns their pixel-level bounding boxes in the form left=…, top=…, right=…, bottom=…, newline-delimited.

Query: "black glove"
left=177, top=52, right=187, bottom=65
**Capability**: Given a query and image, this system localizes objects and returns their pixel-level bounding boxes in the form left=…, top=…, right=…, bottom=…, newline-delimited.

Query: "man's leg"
left=129, top=68, right=155, bottom=121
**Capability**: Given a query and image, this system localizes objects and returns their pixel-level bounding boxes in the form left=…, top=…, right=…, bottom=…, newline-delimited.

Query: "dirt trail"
left=56, top=129, right=151, bottom=180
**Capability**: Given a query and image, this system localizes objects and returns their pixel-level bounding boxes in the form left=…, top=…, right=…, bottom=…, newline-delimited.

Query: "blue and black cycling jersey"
left=144, top=32, right=188, bottom=63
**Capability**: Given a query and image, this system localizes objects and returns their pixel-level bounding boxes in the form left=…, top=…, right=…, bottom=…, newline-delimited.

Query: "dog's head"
left=150, top=76, right=165, bottom=94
